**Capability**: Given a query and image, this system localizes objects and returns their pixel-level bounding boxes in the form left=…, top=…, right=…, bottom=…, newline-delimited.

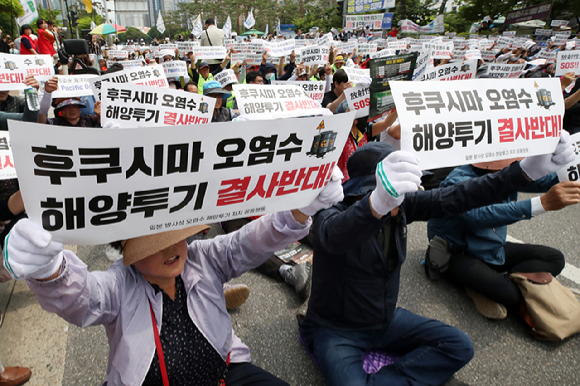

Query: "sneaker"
left=441, top=375, right=471, bottom=386
left=281, top=262, right=312, bottom=301
left=465, top=288, right=507, bottom=320
left=223, top=283, right=250, bottom=310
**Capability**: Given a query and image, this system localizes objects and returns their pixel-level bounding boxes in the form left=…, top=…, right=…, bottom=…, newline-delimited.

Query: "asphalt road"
left=61, top=193, right=580, bottom=386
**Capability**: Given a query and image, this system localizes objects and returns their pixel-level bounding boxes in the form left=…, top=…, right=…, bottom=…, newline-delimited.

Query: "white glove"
left=369, top=151, right=422, bottom=216
left=357, top=76, right=372, bottom=88
left=299, top=166, right=344, bottom=216
left=233, top=115, right=251, bottom=122
left=3, top=219, right=64, bottom=280
left=103, top=121, right=121, bottom=129
left=520, top=131, right=575, bottom=181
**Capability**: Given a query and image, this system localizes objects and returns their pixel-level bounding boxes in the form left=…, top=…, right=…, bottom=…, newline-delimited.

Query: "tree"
left=78, top=14, right=104, bottom=30
left=0, top=0, right=24, bottom=37
left=148, top=26, right=164, bottom=40
left=444, top=11, right=472, bottom=33
left=393, top=0, right=437, bottom=25
left=37, top=4, right=62, bottom=26
left=292, top=2, right=342, bottom=32
left=121, top=27, right=150, bottom=43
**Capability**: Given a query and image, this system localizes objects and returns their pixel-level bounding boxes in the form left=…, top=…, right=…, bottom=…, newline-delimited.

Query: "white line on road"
left=506, top=235, right=580, bottom=286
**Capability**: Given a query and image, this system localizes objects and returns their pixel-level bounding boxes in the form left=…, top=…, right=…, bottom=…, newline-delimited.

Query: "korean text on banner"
left=191, top=46, right=227, bottom=59
left=232, top=84, right=322, bottom=119
left=37, top=75, right=98, bottom=98
left=107, top=60, right=143, bottom=70
left=300, top=46, right=330, bottom=66
left=345, top=85, right=370, bottom=118
left=369, top=52, right=417, bottom=120
left=162, top=61, right=189, bottom=79
left=101, top=82, right=215, bottom=128
left=214, top=69, right=238, bottom=87
left=421, top=60, right=477, bottom=81
left=505, top=3, right=552, bottom=25
left=177, top=41, right=201, bottom=55
left=90, top=64, right=168, bottom=100
left=483, top=63, right=526, bottom=78
left=0, top=132, right=16, bottom=180
left=391, top=78, right=564, bottom=170
left=264, top=40, right=295, bottom=57
left=0, top=54, right=54, bottom=91
left=555, top=51, right=580, bottom=76
left=342, top=67, right=371, bottom=82
left=347, top=0, right=392, bottom=14
left=8, top=112, right=356, bottom=244
left=108, top=50, right=129, bottom=59
left=557, top=133, right=580, bottom=182
left=272, top=81, right=326, bottom=103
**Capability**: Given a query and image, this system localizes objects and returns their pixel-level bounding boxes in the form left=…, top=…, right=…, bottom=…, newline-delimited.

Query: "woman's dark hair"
left=20, top=24, right=32, bottom=35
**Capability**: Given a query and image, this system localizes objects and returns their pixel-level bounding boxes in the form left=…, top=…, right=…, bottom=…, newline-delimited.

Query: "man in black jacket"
left=299, top=138, right=574, bottom=386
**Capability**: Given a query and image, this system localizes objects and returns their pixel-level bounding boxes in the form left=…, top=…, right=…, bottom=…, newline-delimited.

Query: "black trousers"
left=446, top=242, right=565, bottom=310
left=221, top=219, right=288, bottom=282
left=227, top=363, right=289, bottom=386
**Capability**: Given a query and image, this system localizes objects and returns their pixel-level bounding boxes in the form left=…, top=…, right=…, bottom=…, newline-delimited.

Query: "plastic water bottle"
left=24, top=87, right=40, bottom=111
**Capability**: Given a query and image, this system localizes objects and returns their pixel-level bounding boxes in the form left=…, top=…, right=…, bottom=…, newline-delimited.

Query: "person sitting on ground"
left=299, top=135, right=574, bottom=386
left=427, top=158, right=580, bottom=320
left=3, top=167, right=343, bottom=386
left=47, top=98, right=101, bottom=128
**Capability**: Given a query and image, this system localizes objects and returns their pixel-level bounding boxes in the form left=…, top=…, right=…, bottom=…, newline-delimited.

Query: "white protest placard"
left=464, top=49, right=482, bottom=60
left=342, top=67, right=370, bottom=82
left=191, top=46, right=227, bottom=59
left=231, top=52, right=263, bottom=65
left=177, top=41, right=201, bottom=55
left=421, top=60, right=477, bottom=81
left=107, top=59, right=143, bottom=70
left=224, top=39, right=235, bottom=49
left=249, top=40, right=265, bottom=52
left=536, top=49, right=557, bottom=64
left=315, top=33, right=333, bottom=47
left=371, top=49, right=397, bottom=59
left=344, top=85, right=370, bottom=118
left=37, top=75, right=98, bottom=98
left=557, top=133, right=580, bottom=182
left=555, top=50, right=580, bottom=76
left=357, top=43, right=378, bottom=56
left=0, top=132, right=16, bottom=180
left=452, top=50, right=466, bottom=60
left=300, top=46, right=330, bottom=66
left=535, top=29, right=552, bottom=37
left=90, top=64, right=169, bottom=100
left=264, top=40, right=295, bottom=57
left=214, top=69, right=238, bottom=87
left=552, top=37, right=568, bottom=46
left=233, top=43, right=249, bottom=52
left=481, top=49, right=500, bottom=61
left=336, top=40, right=357, bottom=54
left=430, top=42, right=454, bottom=59
left=0, top=54, right=54, bottom=91
left=483, top=63, right=526, bottom=78
left=9, top=112, right=355, bottom=244
left=391, top=78, right=564, bottom=169
left=108, top=50, right=129, bottom=59
left=503, top=31, right=516, bottom=36
left=232, top=84, right=322, bottom=119
left=388, top=40, right=408, bottom=50
left=159, top=43, right=178, bottom=51
left=272, top=80, right=325, bottom=103
left=162, top=61, right=189, bottom=79
left=101, top=82, right=215, bottom=128
left=412, top=49, right=431, bottom=81
left=478, top=39, right=494, bottom=50
left=551, top=20, right=569, bottom=27
left=123, top=45, right=136, bottom=52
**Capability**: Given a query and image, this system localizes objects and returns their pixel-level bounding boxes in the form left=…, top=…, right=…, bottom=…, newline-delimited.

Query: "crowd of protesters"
left=0, top=15, right=579, bottom=386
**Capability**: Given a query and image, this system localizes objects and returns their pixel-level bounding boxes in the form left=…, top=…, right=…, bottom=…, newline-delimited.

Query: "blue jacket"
left=428, top=165, right=557, bottom=265
left=306, top=162, right=535, bottom=330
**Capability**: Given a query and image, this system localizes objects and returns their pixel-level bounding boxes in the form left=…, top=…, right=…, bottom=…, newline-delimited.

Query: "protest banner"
left=557, top=133, right=580, bottom=182
left=555, top=50, right=580, bottom=76
left=536, top=49, right=557, bottom=64
left=232, top=84, right=322, bottom=119
left=412, top=49, right=430, bottom=81
left=315, top=33, right=334, bottom=47
left=162, top=61, right=189, bottom=79
left=272, top=80, right=325, bottom=103
left=503, top=31, right=516, bottom=36
left=421, top=60, right=477, bottom=81
left=357, top=44, right=378, bottom=56
left=347, top=0, right=392, bottom=14
left=345, top=14, right=385, bottom=29
left=452, top=50, right=466, bottom=60
left=342, top=67, right=371, bottom=82
left=481, top=49, right=500, bottom=61
left=214, top=69, right=238, bottom=87
left=344, top=85, right=370, bottom=118
left=0, top=54, right=54, bottom=91
left=107, top=59, right=143, bottom=70
left=90, top=64, right=169, bottom=100
left=464, top=49, right=482, bottom=61
left=371, top=49, right=397, bottom=59
left=159, top=43, right=178, bottom=51
left=388, top=40, right=408, bottom=50
left=391, top=78, right=564, bottom=169
left=369, top=53, right=417, bottom=120
left=336, top=40, right=357, bottom=54
left=231, top=52, right=263, bottom=65
left=400, top=15, right=444, bottom=34
left=191, top=46, right=228, bottom=59
left=264, top=40, right=296, bottom=57
left=37, top=75, right=98, bottom=98
left=300, top=46, right=330, bottom=66
left=381, top=13, right=394, bottom=29
left=233, top=43, right=249, bottom=52
left=535, top=29, right=552, bottom=37
left=482, top=63, right=526, bottom=78
left=101, top=82, right=215, bottom=128
left=505, top=3, right=552, bottom=24
left=108, top=50, right=129, bottom=59
left=551, top=20, right=569, bottom=27
left=224, top=39, right=235, bottom=49
left=0, top=132, right=16, bottom=180
left=429, top=42, right=454, bottom=59
left=8, top=111, right=356, bottom=244
left=177, top=41, right=201, bottom=55
left=249, top=40, right=265, bottom=52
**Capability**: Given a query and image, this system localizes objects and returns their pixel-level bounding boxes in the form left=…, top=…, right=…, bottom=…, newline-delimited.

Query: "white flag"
left=276, top=19, right=281, bottom=35
left=192, top=14, right=203, bottom=38
left=244, top=9, right=255, bottom=29
left=223, top=16, right=232, bottom=38
left=264, top=24, right=269, bottom=36
left=214, top=16, right=218, bottom=27
left=157, top=12, right=166, bottom=34
left=90, top=20, right=97, bottom=30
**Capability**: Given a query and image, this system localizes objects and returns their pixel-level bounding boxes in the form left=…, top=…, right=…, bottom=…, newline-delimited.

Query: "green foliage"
left=393, top=0, right=438, bottom=25
left=457, top=0, right=580, bottom=25
left=121, top=26, right=150, bottom=42
left=444, top=11, right=472, bottom=33
left=37, top=4, right=62, bottom=26
left=148, top=26, right=164, bottom=40
left=292, top=4, right=342, bottom=32
left=0, top=0, right=24, bottom=36
left=78, top=14, right=104, bottom=30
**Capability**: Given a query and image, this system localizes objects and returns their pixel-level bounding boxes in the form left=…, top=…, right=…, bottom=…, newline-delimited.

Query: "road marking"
left=506, top=235, right=580, bottom=286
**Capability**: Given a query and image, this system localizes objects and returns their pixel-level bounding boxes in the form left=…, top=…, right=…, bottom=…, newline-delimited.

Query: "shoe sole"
left=466, top=288, right=507, bottom=320
left=224, top=286, right=250, bottom=310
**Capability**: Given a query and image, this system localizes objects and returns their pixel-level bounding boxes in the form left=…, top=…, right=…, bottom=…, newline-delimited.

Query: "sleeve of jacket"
left=459, top=200, right=532, bottom=229
left=313, top=194, right=384, bottom=256
left=402, top=161, right=532, bottom=224
left=278, top=62, right=296, bottom=81
left=43, top=30, right=55, bottom=43
left=26, top=251, right=123, bottom=328
left=194, top=211, right=311, bottom=283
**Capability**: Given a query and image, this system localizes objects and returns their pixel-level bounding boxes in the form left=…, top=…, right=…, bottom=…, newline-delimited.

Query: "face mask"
left=266, top=72, right=275, bottom=82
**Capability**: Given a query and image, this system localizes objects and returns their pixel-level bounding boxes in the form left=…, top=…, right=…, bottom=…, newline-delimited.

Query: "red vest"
left=37, top=29, right=55, bottom=56
left=20, top=35, right=38, bottom=55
